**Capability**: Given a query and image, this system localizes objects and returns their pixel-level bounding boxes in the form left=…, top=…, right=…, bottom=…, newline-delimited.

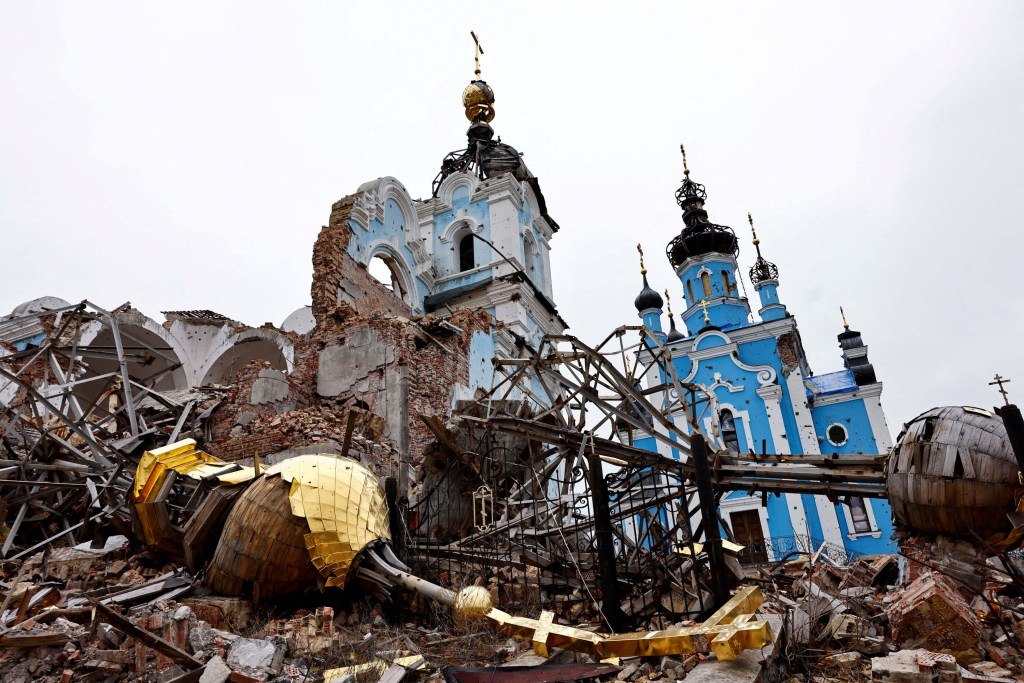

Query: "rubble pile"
left=755, top=535, right=1024, bottom=683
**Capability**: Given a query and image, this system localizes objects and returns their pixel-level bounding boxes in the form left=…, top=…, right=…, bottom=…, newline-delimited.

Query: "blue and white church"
left=631, top=151, right=896, bottom=562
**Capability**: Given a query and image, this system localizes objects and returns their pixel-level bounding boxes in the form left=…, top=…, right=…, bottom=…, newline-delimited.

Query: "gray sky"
left=2, top=3, right=1022, bottom=431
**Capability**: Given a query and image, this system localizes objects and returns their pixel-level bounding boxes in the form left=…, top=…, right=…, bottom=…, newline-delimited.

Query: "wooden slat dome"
left=887, top=406, right=1018, bottom=537
left=205, top=475, right=320, bottom=601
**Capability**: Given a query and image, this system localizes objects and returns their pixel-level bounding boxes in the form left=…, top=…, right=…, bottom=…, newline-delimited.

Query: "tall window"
left=686, top=281, right=694, bottom=304
left=701, top=271, right=712, bottom=297
left=459, top=234, right=475, bottom=272
left=848, top=497, right=872, bottom=533
left=719, top=409, right=740, bottom=451
left=721, top=270, right=731, bottom=295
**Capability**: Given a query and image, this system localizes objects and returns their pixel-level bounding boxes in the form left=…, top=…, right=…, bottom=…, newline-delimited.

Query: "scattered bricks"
left=616, top=663, right=639, bottom=681
left=819, top=651, right=864, bottom=677
left=135, top=642, right=148, bottom=672
left=889, top=572, right=981, bottom=656
left=158, top=614, right=174, bottom=669
left=229, top=671, right=268, bottom=683
left=60, top=669, right=73, bottom=683
left=872, top=650, right=935, bottom=683
left=969, top=662, right=1014, bottom=679
left=105, top=560, right=128, bottom=577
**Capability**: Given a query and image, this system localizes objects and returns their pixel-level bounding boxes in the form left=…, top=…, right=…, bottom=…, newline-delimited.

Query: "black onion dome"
left=666, top=170, right=739, bottom=268
left=749, top=256, right=779, bottom=284
left=666, top=317, right=684, bottom=342
left=634, top=273, right=663, bottom=313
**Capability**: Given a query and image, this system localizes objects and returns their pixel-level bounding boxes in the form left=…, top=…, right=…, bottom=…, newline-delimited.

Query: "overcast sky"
left=2, top=3, right=1022, bottom=432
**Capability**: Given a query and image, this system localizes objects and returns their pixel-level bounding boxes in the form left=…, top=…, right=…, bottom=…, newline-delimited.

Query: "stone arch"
left=365, top=241, right=417, bottom=306
left=199, top=329, right=294, bottom=386
left=75, top=311, right=190, bottom=415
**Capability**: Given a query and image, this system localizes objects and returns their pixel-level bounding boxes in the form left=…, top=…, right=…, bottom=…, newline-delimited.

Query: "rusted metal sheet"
left=442, top=663, right=621, bottom=683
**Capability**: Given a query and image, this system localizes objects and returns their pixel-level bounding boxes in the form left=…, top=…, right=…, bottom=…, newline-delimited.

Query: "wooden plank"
left=0, top=632, right=72, bottom=648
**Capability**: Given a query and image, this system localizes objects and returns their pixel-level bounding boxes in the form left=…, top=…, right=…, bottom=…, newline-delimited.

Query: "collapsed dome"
left=887, top=405, right=1018, bottom=538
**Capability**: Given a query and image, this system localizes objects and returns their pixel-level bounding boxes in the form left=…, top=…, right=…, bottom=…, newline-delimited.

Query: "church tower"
left=666, top=147, right=752, bottom=335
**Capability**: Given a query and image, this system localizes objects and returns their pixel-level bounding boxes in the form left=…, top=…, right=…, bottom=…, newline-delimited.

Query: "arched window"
left=721, top=270, right=731, bottom=296
left=719, top=409, right=740, bottom=451
left=700, top=271, right=712, bottom=297
left=367, top=251, right=410, bottom=304
left=686, top=281, right=694, bottom=304
left=459, top=233, right=475, bottom=272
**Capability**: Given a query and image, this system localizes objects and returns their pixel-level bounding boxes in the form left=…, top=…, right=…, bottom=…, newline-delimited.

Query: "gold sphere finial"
left=680, top=144, right=690, bottom=176
left=840, top=306, right=850, bottom=330
left=637, top=243, right=647, bottom=275
left=453, top=585, right=494, bottom=626
left=664, top=289, right=674, bottom=318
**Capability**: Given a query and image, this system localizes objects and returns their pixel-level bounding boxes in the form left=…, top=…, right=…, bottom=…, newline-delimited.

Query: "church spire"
left=666, top=145, right=739, bottom=269
left=747, top=212, right=787, bottom=322
left=432, top=32, right=530, bottom=196
left=747, top=213, right=779, bottom=285
left=633, top=244, right=664, bottom=313
left=664, top=288, right=684, bottom=342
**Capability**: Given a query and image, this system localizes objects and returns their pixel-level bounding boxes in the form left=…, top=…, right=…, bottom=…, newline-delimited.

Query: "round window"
left=826, top=423, right=848, bottom=447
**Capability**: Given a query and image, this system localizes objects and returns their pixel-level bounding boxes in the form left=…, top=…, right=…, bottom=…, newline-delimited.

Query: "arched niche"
left=200, top=330, right=293, bottom=386
left=74, top=314, right=189, bottom=421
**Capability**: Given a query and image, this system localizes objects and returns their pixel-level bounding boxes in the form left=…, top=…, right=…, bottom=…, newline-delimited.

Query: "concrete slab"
left=251, top=369, right=289, bottom=405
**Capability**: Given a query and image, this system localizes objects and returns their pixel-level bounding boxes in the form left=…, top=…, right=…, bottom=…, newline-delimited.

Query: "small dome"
left=634, top=275, right=663, bottom=313
left=666, top=317, right=685, bottom=342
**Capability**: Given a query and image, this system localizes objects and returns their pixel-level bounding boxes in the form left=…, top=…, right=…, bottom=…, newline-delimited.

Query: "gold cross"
left=840, top=305, right=849, bottom=330
left=471, top=31, right=484, bottom=78
left=664, top=289, right=674, bottom=318
left=991, top=374, right=1012, bottom=405
left=680, top=144, right=690, bottom=175
left=699, top=299, right=711, bottom=325
left=636, top=243, right=647, bottom=275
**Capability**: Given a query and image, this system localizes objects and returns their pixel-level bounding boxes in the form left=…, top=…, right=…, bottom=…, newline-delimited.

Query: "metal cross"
left=471, top=31, right=484, bottom=78
left=699, top=299, right=711, bottom=324
left=636, top=243, right=646, bottom=274
left=990, top=373, right=1012, bottom=405
left=680, top=144, right=690, bottom=175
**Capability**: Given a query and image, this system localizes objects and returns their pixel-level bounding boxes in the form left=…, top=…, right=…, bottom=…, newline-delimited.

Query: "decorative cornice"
left=811, top=381, right=884, bottom=407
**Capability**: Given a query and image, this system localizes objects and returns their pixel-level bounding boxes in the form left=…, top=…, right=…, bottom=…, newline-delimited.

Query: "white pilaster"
left=756, top=383, right=811, bottom=545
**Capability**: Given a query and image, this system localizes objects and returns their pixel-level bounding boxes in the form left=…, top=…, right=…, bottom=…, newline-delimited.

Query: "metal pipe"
left=586, top=443, right=628, bottom=631
left=997, top=403, right=1024, bottom=474
left=691, top=433, right=729, bottom=608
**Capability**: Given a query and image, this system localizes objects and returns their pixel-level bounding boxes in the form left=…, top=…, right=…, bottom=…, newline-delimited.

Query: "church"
left=630, top=150, right=895, bottom=562
left=0, top=41, right=895, bottom=564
